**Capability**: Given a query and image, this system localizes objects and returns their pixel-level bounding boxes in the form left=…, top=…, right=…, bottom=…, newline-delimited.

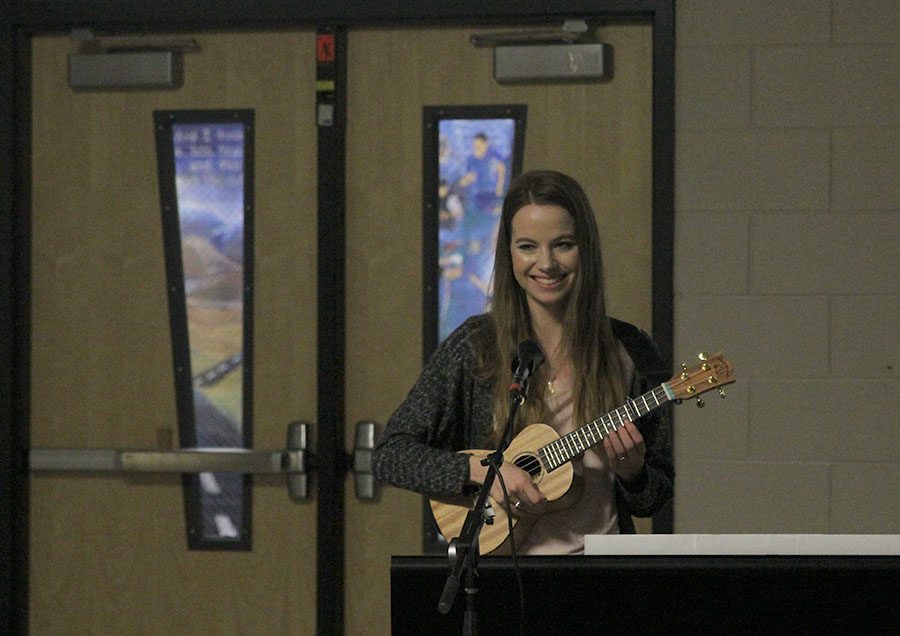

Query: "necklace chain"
left=546, top=363, right=566, bottom=395
left=540, top=336, right=566, bottom=395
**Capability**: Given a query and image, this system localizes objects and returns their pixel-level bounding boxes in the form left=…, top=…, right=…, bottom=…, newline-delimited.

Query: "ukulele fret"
left=623, top=399, right=636, bottom=422
left=576, top=429, right=592, bottom=453
left=545, top=443, right=562, bottom=469
left=543, top=446, right=555, bottom=470
left=570, top=434, right=582, bottom=454
left=553, top=440, right=567, bottom=465
left=583, top=429, right=593, bottom=448
left=562, top=436, right=575, bottom=458
left=568, top=434, right=580, bottom=455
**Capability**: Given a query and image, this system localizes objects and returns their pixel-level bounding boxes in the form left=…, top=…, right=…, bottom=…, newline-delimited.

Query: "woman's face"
left=509, top=203, right=579, bottom=316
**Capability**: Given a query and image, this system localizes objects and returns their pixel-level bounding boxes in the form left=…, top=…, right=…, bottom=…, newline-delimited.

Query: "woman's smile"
left=510, top=203, right=579, bottom=314
left=531, top=272, right=568, bottom=289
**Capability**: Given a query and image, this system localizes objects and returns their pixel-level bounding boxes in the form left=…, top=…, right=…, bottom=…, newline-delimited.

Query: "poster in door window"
left=423, top=106, right=527, bottom=353
left=156, top=110, right=255, bottom=549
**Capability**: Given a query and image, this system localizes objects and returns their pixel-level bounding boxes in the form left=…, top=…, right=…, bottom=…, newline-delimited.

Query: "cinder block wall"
left=672, top=0, right=899, bottom=533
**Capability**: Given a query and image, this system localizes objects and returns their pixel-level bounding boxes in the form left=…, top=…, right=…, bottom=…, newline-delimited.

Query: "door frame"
left=0, top=2, right=674, bottom=634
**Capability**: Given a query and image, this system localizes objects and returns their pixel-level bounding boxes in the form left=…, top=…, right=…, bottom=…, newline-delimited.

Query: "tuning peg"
left=680, top=363, right=689, bottom=380
left=698, top=352, right=708, bottom=361
left=696, top=397, right=705, bottom=408
left=718, top=388, right=726, bottom=398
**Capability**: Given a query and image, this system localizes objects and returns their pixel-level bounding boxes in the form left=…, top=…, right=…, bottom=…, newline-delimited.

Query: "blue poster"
left=173, top=122, right=246, bottom=539
left=437, top=118, right=516, bottom=341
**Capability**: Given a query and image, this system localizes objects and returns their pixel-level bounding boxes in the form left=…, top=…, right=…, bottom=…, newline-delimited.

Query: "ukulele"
left=429, top=352, right=735, bottom=555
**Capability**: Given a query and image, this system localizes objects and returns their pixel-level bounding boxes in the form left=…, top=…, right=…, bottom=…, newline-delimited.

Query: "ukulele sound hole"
left=513, top=453, right=543, bottom=482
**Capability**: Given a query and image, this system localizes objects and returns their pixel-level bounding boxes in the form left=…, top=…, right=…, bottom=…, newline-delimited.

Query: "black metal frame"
left=1, top=9, right=32, bottom=636
left=314, top=25, right=348, bottom=635
left=421, top=104, right=528, bottom=361
left=1, top=2, right=674, bottom=635
left=154, top=109, right=256, bottom=551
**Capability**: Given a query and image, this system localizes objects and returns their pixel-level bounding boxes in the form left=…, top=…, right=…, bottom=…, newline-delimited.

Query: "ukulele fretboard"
left=538, top=384, right=673, bottom=471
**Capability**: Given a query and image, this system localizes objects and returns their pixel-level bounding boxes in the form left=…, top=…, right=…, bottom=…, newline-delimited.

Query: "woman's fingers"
left=603, top=424, right=628, bottom=460
left=494, top=462, right=546, bottom=515
left=603, top=421, right=646, bottom=478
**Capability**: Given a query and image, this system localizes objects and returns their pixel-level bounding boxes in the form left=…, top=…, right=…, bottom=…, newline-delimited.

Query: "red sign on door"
left=317, top=34, right=336, bottom=63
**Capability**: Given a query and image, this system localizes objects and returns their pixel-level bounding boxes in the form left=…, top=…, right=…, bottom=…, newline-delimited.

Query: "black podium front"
left=391, top=555, right=899, bottom=634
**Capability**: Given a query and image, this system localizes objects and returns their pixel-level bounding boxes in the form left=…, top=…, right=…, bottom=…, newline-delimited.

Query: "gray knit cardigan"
left=372, top=313, right=674, bottom=534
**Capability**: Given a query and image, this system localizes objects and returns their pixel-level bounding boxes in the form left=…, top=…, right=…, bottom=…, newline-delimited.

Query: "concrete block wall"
left=672, top=0, right=899, bottom=533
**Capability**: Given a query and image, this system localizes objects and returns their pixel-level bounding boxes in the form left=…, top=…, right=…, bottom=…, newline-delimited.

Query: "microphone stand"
left=437, top=381, right=529, bottom=635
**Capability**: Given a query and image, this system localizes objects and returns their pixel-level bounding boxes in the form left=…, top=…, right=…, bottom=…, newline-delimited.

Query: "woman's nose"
left=537, top=248, right=556, bottom=269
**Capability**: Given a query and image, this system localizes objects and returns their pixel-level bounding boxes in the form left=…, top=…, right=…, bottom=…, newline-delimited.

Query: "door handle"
left=29, top=420, right=380, bottom=502
left=352, top=420, right=376, bottom=501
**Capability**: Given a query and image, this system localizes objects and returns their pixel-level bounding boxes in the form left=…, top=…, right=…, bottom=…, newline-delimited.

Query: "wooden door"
left=29, top=31, right=323, bottom=634
left=344, top=23, right=653, bottom=634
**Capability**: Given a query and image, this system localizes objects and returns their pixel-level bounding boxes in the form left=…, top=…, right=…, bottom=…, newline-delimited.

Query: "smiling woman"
left=373, top=170, right=674, bottom=554
left=509, top=202, right=580, bottom=317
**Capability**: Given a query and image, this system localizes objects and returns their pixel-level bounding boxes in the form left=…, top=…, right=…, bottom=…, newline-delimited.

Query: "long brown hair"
left=477, top=170, right=627, bottom=442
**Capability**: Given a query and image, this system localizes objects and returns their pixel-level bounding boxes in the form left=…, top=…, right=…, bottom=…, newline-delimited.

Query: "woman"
left=372, top=170, right=673, bottom=554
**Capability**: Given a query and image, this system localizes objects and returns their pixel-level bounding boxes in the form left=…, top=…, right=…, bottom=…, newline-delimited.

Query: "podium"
left=391, top=551, right=899, bottom=634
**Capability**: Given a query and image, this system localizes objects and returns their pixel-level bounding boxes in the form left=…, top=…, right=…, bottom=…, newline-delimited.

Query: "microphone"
left=509, top=339, right=545, bottom=398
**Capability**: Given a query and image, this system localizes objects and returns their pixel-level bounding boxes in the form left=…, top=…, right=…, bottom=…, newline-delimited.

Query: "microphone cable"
left=495, top=469, right=526, bottom=636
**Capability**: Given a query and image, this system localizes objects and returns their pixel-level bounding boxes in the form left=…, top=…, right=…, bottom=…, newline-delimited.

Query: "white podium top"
left=583, top=534, right=900, bottom=556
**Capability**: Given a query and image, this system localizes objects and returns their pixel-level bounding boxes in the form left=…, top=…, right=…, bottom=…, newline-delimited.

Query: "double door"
left=28, top=24, right=652, bottom=634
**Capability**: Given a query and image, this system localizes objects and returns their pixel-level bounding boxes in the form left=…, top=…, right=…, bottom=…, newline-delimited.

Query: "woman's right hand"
left=468, top=454, right=547, bottom=517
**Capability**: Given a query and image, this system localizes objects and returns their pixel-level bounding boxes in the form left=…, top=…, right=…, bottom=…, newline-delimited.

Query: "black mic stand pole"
left=437, top=384, right=529, bottom=635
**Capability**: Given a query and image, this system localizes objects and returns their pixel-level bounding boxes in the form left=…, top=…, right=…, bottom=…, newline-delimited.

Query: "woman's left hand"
left=602, top=420, right=645, bottom=481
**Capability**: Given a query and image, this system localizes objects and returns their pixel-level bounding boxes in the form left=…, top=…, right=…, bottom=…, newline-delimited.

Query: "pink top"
left=518, top=374, right=619, bottom=555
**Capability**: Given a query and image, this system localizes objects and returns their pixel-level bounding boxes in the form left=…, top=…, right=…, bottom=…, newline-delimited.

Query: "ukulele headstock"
left=667, top=352, right=735, bottom=406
